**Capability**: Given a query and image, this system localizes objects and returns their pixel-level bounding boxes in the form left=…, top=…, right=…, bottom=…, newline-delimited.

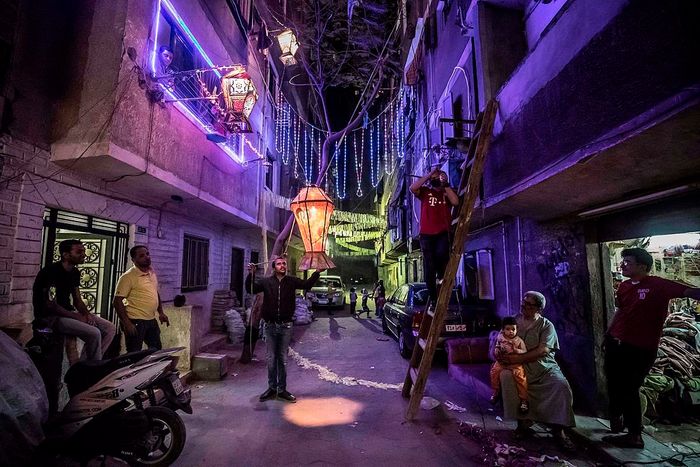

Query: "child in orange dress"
left=490, top=316, right=529, bottom=413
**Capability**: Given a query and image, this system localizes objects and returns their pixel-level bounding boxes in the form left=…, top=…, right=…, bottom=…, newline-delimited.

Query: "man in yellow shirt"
left=114, top=245, right=169, bottom=352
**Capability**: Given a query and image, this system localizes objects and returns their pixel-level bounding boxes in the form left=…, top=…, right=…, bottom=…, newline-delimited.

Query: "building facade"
left=0, top=0, right=286, bottom=348
left=383, top=0, right=700, bottom=414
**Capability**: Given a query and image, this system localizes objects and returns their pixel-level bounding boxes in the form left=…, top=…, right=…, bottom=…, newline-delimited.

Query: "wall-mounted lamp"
left=277, top=29, right=299, bottom=66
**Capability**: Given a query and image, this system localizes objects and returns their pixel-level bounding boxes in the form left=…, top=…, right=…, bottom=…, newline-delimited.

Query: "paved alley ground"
left=175, top=306, right=606, bottom=466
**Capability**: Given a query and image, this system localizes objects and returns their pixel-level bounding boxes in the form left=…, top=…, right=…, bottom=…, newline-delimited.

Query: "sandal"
left=513, top=426, right=535, bottom=439
left=519, top=400, right=529, bottom=414
left=554, top=432, right=575, bottom=451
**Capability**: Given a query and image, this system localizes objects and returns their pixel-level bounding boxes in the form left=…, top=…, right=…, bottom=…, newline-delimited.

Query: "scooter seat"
left=65, top=349, right=156, bottom=397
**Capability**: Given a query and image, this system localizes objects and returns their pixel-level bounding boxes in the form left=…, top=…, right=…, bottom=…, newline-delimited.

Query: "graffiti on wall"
left=533, top=232, right=590, bottom=336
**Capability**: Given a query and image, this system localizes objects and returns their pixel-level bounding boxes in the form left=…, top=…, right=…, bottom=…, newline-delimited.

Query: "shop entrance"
left=605, top=232, right=700, bottom=290
left=41, top=208, right=130, bottom=323
left=601, top=231, right=700, bottom=428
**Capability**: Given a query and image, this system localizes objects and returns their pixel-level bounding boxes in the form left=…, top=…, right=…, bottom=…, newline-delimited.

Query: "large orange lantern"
left=290, top=185, right=336, bottom=271
left=221, top=65, right=258, bottom=118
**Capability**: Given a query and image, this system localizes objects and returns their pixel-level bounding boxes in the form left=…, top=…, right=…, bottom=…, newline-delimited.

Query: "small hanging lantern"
left=290, top=185, right=336, bottom=270
left=276, top=29, right=299, bottom=66
left=221, top=65, right=258, bottom=118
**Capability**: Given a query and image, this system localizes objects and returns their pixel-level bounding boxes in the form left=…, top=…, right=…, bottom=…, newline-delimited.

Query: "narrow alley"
left=176, top=305, right=604, bottom=466
left=1, top=1, right=699, bottom=466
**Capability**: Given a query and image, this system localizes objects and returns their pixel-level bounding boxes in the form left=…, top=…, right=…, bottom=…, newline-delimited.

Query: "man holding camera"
left=410, top=168, right=459, bottom=306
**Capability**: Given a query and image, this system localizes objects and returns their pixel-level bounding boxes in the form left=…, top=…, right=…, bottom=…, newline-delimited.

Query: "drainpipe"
left=501, top=221, right=510, bottom=314
left=516, top=216, right=523, bottom=300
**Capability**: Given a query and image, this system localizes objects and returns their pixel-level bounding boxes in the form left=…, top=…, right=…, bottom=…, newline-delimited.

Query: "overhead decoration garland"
left=335, top=238, right=376, bottom=256
left=274, top=85, right=407, bottom=196
left=353, top=132, right=363, bottom=197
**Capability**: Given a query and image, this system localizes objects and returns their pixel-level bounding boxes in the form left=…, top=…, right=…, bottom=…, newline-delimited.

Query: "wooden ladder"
left=402, top=99, right=498, bottom=420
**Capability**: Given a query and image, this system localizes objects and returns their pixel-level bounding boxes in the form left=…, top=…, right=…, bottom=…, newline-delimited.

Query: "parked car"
left=307, top=275, right=347, bottom=309
left=383, top=282, right=468, bottom=358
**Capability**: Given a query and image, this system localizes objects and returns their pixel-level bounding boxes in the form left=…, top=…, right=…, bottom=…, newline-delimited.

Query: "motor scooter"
left=37, top=346, right=191, bottom=466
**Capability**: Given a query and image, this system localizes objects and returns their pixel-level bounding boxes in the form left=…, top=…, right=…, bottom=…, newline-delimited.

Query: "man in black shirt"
left=245, top=256, right=322, bottom=402
left=32, top=239, right=116, bottom=360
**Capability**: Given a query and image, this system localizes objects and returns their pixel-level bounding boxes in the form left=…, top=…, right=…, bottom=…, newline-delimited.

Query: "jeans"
left=54, top=316, right=105, bottom=360
left=419, top=231, right=450, bottom=304
left=125, top=319, right=162, bottom=352
left=264, top=322, right=293, bottom=392
left=604, top=335, right=657, bottom=435
left=64, top=315, right=117, bottom=364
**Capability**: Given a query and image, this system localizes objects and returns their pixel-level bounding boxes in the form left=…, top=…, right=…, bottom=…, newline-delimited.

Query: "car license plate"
left=317, top=299, right=328, bottom=304
left=445, top=324, right=467, bottom=332
left=170, top=376, right=184, bottom=395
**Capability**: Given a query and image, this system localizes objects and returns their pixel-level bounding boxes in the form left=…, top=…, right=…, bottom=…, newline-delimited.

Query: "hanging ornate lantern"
left=276, top=29, right=299, bottom=66
left=221, top=65, right=258, bottom=118
left=290, top=185, right=336, bottom=270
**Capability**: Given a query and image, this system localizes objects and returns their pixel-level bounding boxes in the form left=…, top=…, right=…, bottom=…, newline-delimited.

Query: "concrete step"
left=570, top=415, right=681, bottom=465
left=200, top=331, right=228, bottom=353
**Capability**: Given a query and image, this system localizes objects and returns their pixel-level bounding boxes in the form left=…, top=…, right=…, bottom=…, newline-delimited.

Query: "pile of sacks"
left=293, top=296, right=313, bottom=325
left=224, top=309, right=246, bottom=344
left=641, top=299, right=700, bottom=422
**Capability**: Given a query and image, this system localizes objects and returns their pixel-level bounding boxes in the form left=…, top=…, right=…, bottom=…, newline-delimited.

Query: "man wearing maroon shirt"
left=603, top=248, right=700, bottom=448
left=409, top=168, right=459, bottom=306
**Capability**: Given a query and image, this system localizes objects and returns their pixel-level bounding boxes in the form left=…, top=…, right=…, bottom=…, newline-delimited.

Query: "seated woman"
left=496, top=291, right=575, bottom=450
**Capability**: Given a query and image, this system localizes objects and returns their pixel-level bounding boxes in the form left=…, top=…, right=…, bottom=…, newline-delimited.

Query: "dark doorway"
left=230, top=247, right=244, bottom=302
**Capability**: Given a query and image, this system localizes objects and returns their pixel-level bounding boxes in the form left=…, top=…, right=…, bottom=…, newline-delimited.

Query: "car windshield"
left=317, top=279, right=342, bottom=288
left=413, top=288, right=461, bottom=306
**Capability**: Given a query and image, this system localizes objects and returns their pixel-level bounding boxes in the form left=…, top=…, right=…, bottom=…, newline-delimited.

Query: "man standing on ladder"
left=410, top=168, right=459, bottom=308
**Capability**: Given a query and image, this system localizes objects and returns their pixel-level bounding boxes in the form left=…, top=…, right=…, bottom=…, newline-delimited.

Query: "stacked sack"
left=225, top=309, right=246, bottom=344
left=293, top=296, right=314, bottom=325
left=641, top=298, right=700, bottom=423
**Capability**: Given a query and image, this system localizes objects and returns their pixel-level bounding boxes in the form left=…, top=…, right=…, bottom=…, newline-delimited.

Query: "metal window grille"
left=182, top=234, right=209, bottom=291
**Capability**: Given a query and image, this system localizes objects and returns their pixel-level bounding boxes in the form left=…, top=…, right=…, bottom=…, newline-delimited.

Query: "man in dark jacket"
left=245, top=256, right=322, bottom=402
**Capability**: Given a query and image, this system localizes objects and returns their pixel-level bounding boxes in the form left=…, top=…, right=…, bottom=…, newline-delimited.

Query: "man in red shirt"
left=409, top=168, right=459, bottom=306
left=603, top=247, right=700, bottom=448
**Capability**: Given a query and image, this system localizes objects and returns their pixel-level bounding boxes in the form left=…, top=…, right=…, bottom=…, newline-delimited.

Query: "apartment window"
left=182, top=234, right=209, bottom=291
left=265, top=151, right=274, bottom=190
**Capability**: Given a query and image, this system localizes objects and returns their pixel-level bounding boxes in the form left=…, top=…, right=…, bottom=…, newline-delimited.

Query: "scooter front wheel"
left=134, top=406, right=186, bottom=466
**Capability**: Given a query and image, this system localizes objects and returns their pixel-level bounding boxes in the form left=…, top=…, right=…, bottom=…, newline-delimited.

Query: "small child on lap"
left=490, top=317, right=529, bottom=413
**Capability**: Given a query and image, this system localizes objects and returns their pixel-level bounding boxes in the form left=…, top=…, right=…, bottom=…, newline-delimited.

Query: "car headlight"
left=334, top=292, right=341, bottom=297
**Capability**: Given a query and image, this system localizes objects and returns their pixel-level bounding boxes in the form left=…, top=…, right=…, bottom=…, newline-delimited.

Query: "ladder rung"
left=418, top=338, right=427, bottom=350
left=458, top=187, right=468, bottom=197
left=426, top=307, right=435, bottom=318
left=459, top=158, right=473, bottom=170
left=410, top=367, right=418, bottom=383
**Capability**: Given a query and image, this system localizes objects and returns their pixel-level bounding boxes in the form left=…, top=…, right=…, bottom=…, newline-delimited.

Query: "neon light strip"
left=151, top=0, right=245, bottom=163
left=161, top=0, right=222, bottom=78
left=151, top=0, right=162, bottom=74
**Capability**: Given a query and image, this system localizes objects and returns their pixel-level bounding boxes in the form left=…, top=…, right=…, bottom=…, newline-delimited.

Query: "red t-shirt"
left=608, top=276, right=688, bottom=350
left=418, top=187, right=452, bottom=235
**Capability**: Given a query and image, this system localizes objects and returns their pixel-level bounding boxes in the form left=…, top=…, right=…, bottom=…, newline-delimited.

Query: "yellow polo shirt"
left=115, top=266, right=160, bottom=320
